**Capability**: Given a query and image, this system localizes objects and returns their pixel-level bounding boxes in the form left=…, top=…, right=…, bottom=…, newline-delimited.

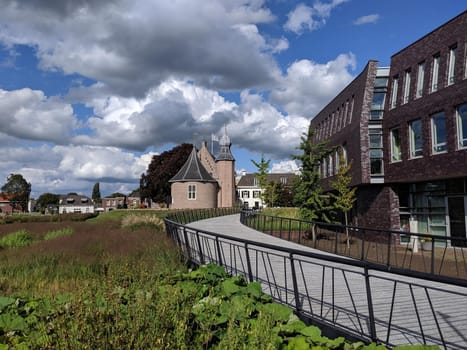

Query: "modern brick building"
left=309, top=61, right=393, bottom=229
left=309, top=10, right=467, bottom=242
left=383, top=11, right=467, bottom=242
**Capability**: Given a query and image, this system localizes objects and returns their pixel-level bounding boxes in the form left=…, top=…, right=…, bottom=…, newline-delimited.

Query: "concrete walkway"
left=185, top=214, right=467, bottom=349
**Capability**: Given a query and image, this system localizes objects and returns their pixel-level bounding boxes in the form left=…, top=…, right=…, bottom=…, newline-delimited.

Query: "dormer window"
left=66, top=198, right=74, bottom=204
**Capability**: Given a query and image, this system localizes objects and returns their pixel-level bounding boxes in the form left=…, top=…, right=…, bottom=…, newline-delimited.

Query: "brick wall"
left=384, top=11, right=467, bottom=183
left=171, top=182, right=218, bottom=209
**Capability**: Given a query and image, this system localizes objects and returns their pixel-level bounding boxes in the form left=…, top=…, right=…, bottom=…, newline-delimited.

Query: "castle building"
left=169, top=128, right=236, bottom=209
left=309, top=10, right=467, bottom=242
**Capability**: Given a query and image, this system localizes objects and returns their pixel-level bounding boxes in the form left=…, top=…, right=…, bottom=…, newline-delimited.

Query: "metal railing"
left=165, top=210, right=467, bottom=349
left=240, top=210, right=467, bottom=281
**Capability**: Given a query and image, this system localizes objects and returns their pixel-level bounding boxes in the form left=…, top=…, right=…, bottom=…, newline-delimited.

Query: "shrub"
left=121, top=214, right=165, bottom=230
left=0, top=229, right=33, bottom=248
left=44, top=228, right=74, bottom=240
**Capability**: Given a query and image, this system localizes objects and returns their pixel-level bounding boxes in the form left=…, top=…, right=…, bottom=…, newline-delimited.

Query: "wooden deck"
left=185, top=214, right=467, bottom=349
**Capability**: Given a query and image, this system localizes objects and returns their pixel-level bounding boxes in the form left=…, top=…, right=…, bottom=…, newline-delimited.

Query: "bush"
left=44, top=227, right=74, bottom=240
left=0, top=229, right=33, bottom=248
left=121, top=214, right=165, bottom=230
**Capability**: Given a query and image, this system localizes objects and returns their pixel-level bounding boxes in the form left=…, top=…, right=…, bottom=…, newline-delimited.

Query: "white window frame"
left=390, top=76, right=398, bottom=109
left=188, top=184, right=196, bottom=200
left=431, top=112, right=447, bottom=154
left=241, top=190, right=250, bottom=199
left=390, top=128, right=402, bottom=162
left=416, top=62, right=425, bottom=98
left=403, top=70, right=411, bottom=104
left=253, top=190, right=261, bottom=198
left=457, top=103, right=467, bottom=149
left=409, top=119, right=423, bottom=158
left=342, top=145, right=348, bottom=166
left=448, top=45, right=457, bottom=86
left=335, top=149, right=340, bottom=171
left=431, top=55, right=440, bottom=92
left=328, top=154, right=333, bottom=176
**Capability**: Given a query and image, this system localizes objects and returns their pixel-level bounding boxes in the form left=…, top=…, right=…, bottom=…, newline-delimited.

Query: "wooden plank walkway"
left=185, top=214, right=467, bottom=349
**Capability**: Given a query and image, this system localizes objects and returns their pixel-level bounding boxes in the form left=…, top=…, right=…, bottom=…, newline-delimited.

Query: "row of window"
left=319, top=146, right=348, bottom=178
left=390, top=43, right=466, bottom=109
left=239, top=190, right=261, bottom=199
left=390, top=103, right=467, bottom=161
left=314, top=96, right=355, bottom=142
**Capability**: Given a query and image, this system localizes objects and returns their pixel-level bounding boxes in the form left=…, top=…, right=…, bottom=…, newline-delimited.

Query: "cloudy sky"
left=0, top=0, right=464, bottom=197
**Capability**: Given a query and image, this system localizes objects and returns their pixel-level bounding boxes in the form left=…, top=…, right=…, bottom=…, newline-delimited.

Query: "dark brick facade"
left=309, top=11, right=467, bottom=233
left=384, top=11, right=467, bottom=184
left=310, top=60, right=378, bottom=187
left=354, top=185, right=400, bottom=230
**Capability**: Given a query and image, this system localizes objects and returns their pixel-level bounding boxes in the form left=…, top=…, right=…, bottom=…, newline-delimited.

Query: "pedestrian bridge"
left=164, top=211, right=467, bottom=349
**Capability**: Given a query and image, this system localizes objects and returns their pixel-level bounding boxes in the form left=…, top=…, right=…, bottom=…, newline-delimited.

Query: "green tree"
left=330, top=149, right=356, bottom=249
left=140, top=143, right=193, bottom=206
left=263, top=180, right=279, bottom=207
left=92, top=182, right=101, bottom=202
left=36, top=193, right=60, bottom=213
left=251, top=154, right=270, bottom=205
left=1, top=174, right=31, bottom=212
left=293, top=128, right=334, bottom=241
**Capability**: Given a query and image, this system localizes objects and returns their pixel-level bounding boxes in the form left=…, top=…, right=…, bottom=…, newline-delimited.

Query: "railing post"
left=364, top=265, right=377, bottom=342
left=244, top=243, right=254, bottom=282
left=431, top=239, right=435, bottom=275
left=298, top=221, right=302, bottom=244
left=279, top=217, right=283, bottom=239
left=196, top=230, right=205, bottom=265
left=387, top=232, right=392, bottom=267
left=183, top=227, right=192, bottom=262
left=289, top=253, right=301, bottom=313
left=361, top=230, right=365, bottom=261
left=216, top=236, right=223, bottom=267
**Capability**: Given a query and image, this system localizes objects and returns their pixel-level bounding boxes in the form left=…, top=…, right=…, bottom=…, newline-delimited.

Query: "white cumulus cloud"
left=353, top=14, right=380, bottom=25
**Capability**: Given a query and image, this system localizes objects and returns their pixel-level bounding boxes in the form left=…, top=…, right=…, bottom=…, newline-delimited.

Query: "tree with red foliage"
left=140, top=143, right=193, bottom=206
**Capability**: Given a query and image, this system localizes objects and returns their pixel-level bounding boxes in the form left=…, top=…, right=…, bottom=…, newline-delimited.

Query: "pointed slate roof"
left=170, top=146, right=217, bottom=183
left=215, top=126, right=235, bottom=161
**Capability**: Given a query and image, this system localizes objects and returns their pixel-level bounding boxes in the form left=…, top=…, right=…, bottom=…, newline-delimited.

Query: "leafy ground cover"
left=0, top=210, right=440, bottom=349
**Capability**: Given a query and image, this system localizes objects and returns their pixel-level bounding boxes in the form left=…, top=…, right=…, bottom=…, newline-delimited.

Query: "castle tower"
left=169, top=146, right=218, bottom=209
left=215, top=127, right=236, bottom=207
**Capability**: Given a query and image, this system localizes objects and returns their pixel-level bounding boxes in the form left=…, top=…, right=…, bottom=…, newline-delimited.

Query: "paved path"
left=184, top=214, right=467, bottom=349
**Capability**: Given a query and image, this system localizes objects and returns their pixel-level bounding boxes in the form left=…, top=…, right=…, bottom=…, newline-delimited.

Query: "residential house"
left=59, top=194, right=95, bottom=214
left=237, top=173, right=298, bottom=209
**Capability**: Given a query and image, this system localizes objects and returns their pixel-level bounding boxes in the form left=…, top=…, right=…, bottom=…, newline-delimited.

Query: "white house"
left=59, top=194, right=95, bottom=214
left=236, top=173, right=298, bottom=209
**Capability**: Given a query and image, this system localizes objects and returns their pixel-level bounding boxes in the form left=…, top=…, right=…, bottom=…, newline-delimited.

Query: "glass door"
left=448, top=196, right=467, bottom=247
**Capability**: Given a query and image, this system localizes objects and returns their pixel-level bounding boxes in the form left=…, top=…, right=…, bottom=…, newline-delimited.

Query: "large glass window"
left=409, top=119, right=423, bottom=158
left=369, top=128, right=383, bottom=175
left=390, top=128, right=402, bottom=162
left=370, top=149, right=383, bottom=175
left=448, top=45, right=457, bottom=86
left=431, top=112, right=447, bottom=154
left=431, top=54, right=440, bottom=92
left=457, top=103, right=467, bottom=148
left=371, top=92, right=386, bottom=111
left=390, top=76, right=398, bottom=109
left=403, top=69, right=411, bottom=104
left=416, top=62, right=425, bottom=98
left=188, top=185, right=196, bottom=200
